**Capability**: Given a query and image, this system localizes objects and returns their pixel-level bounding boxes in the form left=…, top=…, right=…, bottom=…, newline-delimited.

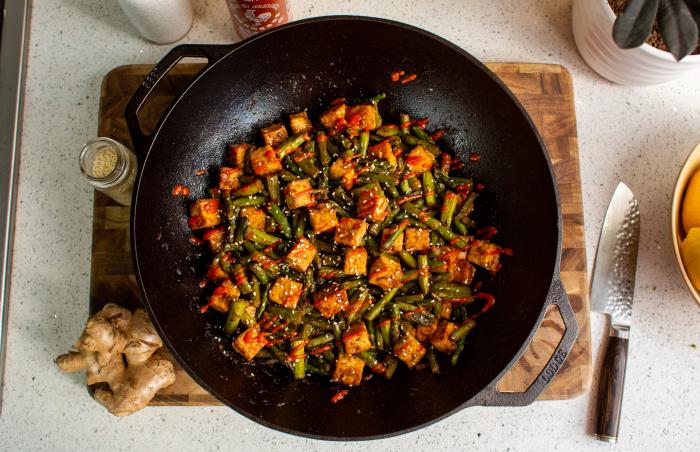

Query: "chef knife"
left=590, top=182, right=640, bottom=443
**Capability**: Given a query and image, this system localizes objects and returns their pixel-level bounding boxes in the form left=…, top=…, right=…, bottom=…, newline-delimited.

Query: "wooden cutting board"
left=91, top=63, right=591, bottom=404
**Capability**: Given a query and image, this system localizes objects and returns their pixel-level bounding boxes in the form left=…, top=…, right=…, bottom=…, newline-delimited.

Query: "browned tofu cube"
left=268, top=277, right=304, bottom=309
left=332, top=353, right=365, bottom=386
left=334, top=218, right=368, bottom=247
left=415, top=319, right=439, bottom=342
left=227, top=143, right=252, bottom=168
left=329, top=157, right=354, bottom=180
left=346, top=104, right=379, bottom=131
left=251, top=145, right=282, bottom=176
left=430, top=321, right=459, bottom=354
left=233, top=324, right=267, bottom=361
left=289, top=111, right=313, bottom=134
left=206, top=262, right=228, bottom=282
left=188, top=199, right=221, bottom=230
left=313, top=284, right=349, bottom=318
left=320, top=103, right=347, bottom=130
left=342, top=322, right=372, bottom=355
left=380, top=227, right=404, bottom=254
left=449, top=260, right=476, bottom=285
left=240, top=207, right=266, bottom=231
left=368, top=139, right=396, bottom=166
left=404, top=228, right=430, bottom=252
left=467, top=240, right=502, bottom=271
left=203, top=227, right=225, bottom=253
left=309, top=202, right=339, bottom=233
left=241, top=303, right=258, bottom=328
left=393, top=334, right=426, bottom=368
left=218, top=166, right=242, bottom=191
left=368, top=255, right=403, bottom=290
left=284, top=179, right=315, bottom=210
left=439, top=302, right=452, bottom=319
left=342, top=167, right=358, bottom=191
left=286, top=237, right=317, bottom=272
left=405, top=145, right=436, bottom=174
left=344, top=247, right=368, bottom=276
left=208, top=279, right=241, bottom=313
left=260, top=123, right=288, bottom=147
left=357, top=189, right=389, bottom=223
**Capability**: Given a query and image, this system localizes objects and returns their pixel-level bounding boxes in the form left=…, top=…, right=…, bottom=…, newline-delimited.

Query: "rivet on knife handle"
left=595, top=333, right=629, bottom=443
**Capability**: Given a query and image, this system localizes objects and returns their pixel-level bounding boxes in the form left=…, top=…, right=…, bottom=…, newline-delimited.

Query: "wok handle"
left=474, top=278, right=579, bottom=406
left=124, top=44, right=233, bottom=158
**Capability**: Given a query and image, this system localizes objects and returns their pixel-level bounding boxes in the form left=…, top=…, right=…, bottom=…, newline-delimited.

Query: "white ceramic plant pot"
left=572, top=0, right=700, bottom=85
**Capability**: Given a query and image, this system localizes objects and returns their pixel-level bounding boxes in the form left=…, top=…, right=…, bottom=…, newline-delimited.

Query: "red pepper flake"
left=378, top=318, right=392, bottom=328
left=400, top=73, right=417, bottom=85
left=172, top=184, right=190, bottom=197
left=331, top=389, right=349, bottom=404
left=413, top=117, right=429, bottom=128
left=198, top=279, right=207, bottom=289
left=390, top=71, right=401, bottom=82
left=330, top=97, right=345, bottom=106
left=476, top=226, right=497, bottom=240
left=475, top=182, right=485, bottom=192
left=195, top=169, right=206, bottom=177
left=400, top=121, right=412, bottom=130
left=450, top=160, right=465, bottom=172
left=455, top=184, right=471, bottom=193
left=430, top=129, right=445, bottom=141
left=316, top=133, right=328, bottom=142
left=371, top=364, right=387, bottom=374
left=309, top=344, right=333, bottom=356
left=189, top=236, right=203, bottom=246
left=469, top=152, right=481, bottom=162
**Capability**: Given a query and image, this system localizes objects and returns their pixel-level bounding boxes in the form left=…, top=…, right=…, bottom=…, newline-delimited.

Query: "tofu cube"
left=449, top=260, right=476, bottom=285
left=344, top=247, right=368, bottom=276
left=467, top=240, right=502, bottom=271
left=268, top=277, right=304, bottom=309
left=251, top=145, right=282, bottom=176
left=329, top=157, right=354, bottom=180
left=430, top=321, right=459, bottom=354
left=206, top=262, right=228, bottom=282
left=208, top=279, right=241, bottom=313
left=393, top=334, right=426, bottom=368
left=415, top=319, right=439, bottom=342
left=320, top=103, right=347, bottom=130
left=342, top=167, right=358, bottom=191
left=227, top=143, right=252, bottom=168
left=404, top=228, right=430, bottom=252
left=284, top=179, right=315, bottom=210
left=188, top=199, right=221, bottom=230
left=342, top=322, right=372, bottom=355
left=357, top=189, right=389, bottom=223
left=260, top=122, right=289, bottom=147
left=405, top=145, right=436, bottom=174
left=345, top=104, right=379, bottom=131
left=380, top=227, right=404, bottom=254
left=368, top=255, right=403, bottom=290
left=240, top=207, right=266, bottom=231
left=332, top=353, right=365, bottom=386
left=309, top=202, right=339, bottom=233
left=368, top=139, right=396, bottom=166
left=285, top=237, right=317, bottom=272
left=289, top=111, right=313, bottom=134
left=203, top=227, right=225, bottom=253
left=313, top=284, right=349, bottom=318
left=218, top=166, right=242, bottom=191
left=334, top=218, right=368, bottom=247
left=233, top=324, right=267, bottom=361
left=439, top=302, right=452, bottom=319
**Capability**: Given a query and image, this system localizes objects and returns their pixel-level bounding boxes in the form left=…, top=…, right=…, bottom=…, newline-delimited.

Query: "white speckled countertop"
left=1, top=0, right=699, bottom=450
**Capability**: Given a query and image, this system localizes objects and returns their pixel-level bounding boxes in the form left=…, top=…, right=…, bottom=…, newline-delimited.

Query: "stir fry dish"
left=186, top=94, right=511, bottom=388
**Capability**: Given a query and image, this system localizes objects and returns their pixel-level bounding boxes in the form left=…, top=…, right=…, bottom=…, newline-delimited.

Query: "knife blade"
left=590, top=182, right=640, bottom=443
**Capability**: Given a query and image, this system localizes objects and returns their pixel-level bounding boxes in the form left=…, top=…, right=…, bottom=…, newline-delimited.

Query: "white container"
left=572, top=0, right=700, bottom=85
left=118, top=0, right=194, bottom=44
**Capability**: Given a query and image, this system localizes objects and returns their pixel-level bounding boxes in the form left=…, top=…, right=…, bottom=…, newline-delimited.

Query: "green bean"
left=231, top=195, right=266, bottom=207
left=234, top=216, right=248, bottom=244
left=365, top=235, right=379, bottom=255
left=401, top=202, right=469, bottom=249
left=266, top=305, right=304, bottom=324
left=403, top=309, right=434, bottom=326
left=332, top=322, right=344, bottom=353
left=290, top=338, right=306, bottom=379
left=268, top=345, right=294, bottom=370
left=456, top=192, right=477, bottom=221
left=265, top=175, right=281, bottom=203
left=358, top=131, right=370, bottom=157
left=304, top=317, right=333, bottom=331
left=255, top=284, right=268, bottom=319
left=411, top=126, right=434, bottom=144
left=398, top=251, right=418, bottom=269
left=249, top=263, right=271, bottom=285
left=450, top=320, right=476, bottom=342
left=418, top=254, right=430, bottom=295
left=316, top=132, right=331, bottom=166
left=232, top=179, right=264, bottom=197
left=385, top=355, right=400, bottom=379
left=440, top=191, right=458, bottom=227
left=453, top=217, right=468, bottom=235
left=224, top=299, right=247, bottom=334
left=379, top=318, right=391, bottom=347
left=279, top=169, right=299, bottom=182
left=376, top=125, right=400, bottom=137
left=293, top=214, right=306, bottom=238
left=365, top=288, right=399, bottom=321
left=382, top=220, right=409, bottom=251
left=307, top=333, right=334, bottom=348
left=232, top=264, right=253, bottom=294
left=283, top=156, right=304, bottom=177
left=390, top=304, right=401, bottom=343
left=276, top=133, right=308, bottom=158
left=244, top=227, right=281, bottom=246
left=399, top=113, right=411, bottom=135
left=306, top=363, right=330, bottom=376
left=399, top=178, right=411, bottom=195
left=357, top=351, right=384, bottom=372
left=428, top=346, right=440, bottom=374
left=296, top=142, right=321, bottom=177
left=268, top=203, right=291, bottom=238
left=332, top=131, right=354, bottom=151
left=422, top=171, right=437, bottom=207
left=435, top=172, right=472, bottom=191
left=319, top=267, right=347, bottom=279
left=250, top=275, right=261, bottom=307
left=451, top=336, right=467, bottom=366
left=395, top=294, right=423, bottom=304
left=365, top=320, right=377, bottom=348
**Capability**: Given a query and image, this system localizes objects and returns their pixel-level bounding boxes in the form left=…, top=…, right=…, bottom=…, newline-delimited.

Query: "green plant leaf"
left=658, top=0, right=699, bottom=60
left=613, top=0, right=660, bottom=48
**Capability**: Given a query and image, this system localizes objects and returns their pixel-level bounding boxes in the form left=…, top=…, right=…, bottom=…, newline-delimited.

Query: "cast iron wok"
left=125, top=16, right=578, bottom=440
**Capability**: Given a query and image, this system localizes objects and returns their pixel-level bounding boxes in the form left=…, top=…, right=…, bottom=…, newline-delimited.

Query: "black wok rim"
left=130, top=15, right=562, bottom=441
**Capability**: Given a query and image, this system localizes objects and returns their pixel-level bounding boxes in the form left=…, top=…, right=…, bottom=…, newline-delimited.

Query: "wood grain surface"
left=91, top=63, right=591, bottom=405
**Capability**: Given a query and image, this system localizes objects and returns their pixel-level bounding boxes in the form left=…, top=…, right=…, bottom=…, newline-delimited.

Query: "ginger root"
left=56, top=303, right=175, bottom=416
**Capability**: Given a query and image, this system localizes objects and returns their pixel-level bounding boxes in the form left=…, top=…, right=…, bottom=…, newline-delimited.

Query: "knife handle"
left=595, top=333, right=629, bottom=443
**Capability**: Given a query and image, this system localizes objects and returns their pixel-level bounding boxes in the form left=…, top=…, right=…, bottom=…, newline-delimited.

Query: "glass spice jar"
left=79, top=137, right=137, bottom=206
left=225, top=0, right=291, bottom=39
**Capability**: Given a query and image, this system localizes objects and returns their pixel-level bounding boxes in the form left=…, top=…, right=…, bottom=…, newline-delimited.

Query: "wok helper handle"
left=594, top=327, right=629, bottom=443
